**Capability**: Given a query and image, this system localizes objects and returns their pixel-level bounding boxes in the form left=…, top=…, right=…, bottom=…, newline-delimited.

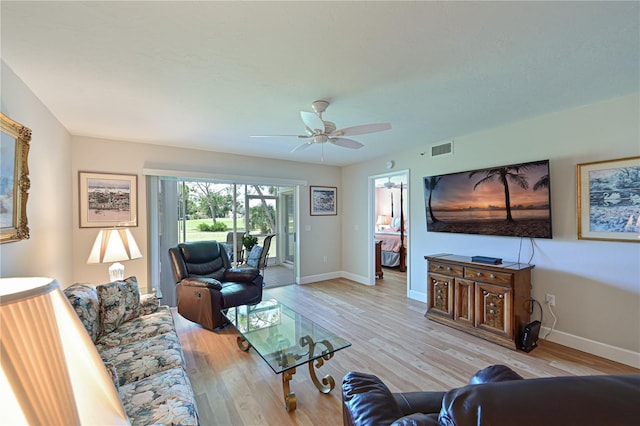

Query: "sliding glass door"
left=148, top=176, right=297, bottom=306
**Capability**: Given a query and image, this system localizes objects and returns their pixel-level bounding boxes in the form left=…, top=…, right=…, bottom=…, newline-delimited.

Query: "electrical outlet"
left=545, top=293, right=556, bottom=306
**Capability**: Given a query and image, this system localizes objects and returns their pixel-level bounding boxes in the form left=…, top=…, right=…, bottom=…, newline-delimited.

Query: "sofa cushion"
left=99, top=331, right=184, bottom=386
left=118, top=366, right=200, bottom=426
left=96, top=306, right=175, bottom=350
left=438, top=374, right=640, bottom=426
left=342, top=371, right=403, bottom=426
left=469, top=364, right=524, bottom=384
left=104, top=361, right=120, bottom=390
left=97, top=277, right=141, bottom=335
left=63, top=283, right=100, bottom=343
left=140, top=293, right=160, bottom=316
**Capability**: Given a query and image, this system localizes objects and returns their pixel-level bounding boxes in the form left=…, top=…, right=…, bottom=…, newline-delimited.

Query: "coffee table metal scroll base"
left=236, top=334, right=336, bottom=411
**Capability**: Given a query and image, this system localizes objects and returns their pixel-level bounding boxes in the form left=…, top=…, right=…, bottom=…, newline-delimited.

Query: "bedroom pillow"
left=97, top=276, right=141, bottom=335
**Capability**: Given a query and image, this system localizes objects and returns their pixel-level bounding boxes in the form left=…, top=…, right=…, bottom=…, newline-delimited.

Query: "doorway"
left=370, top=171, right=409, bottom=293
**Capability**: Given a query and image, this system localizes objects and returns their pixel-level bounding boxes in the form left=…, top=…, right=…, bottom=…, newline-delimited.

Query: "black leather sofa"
left=168, top=240, right=263, bottom=329
left=342, top=365, right=639, bottom=426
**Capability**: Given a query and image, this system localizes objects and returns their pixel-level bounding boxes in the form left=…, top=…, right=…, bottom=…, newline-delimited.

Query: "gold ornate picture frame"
left=577, top=156, right=640, bottom=242
left=0, top=113, right=31, bottom=244
left=79, top=172, right=138, bottom=228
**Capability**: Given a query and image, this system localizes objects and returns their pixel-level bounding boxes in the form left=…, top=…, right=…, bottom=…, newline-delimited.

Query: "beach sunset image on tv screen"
left=424, top=159, right=552, bottom=239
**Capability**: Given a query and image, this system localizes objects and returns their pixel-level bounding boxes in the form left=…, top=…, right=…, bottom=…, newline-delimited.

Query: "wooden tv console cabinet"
left=424, top=254, right=534, bottom=350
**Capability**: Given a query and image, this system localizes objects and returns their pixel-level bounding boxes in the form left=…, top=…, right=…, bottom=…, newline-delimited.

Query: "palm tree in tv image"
left=469, top=160, right=547, bottom=222
left=424, top=176, right=441, bottom=223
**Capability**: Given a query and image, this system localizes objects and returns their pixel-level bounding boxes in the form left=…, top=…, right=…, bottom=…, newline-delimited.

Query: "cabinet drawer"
left=465, top=268, right=513, bottom=285
left=429, top=262, right=463, bottom=277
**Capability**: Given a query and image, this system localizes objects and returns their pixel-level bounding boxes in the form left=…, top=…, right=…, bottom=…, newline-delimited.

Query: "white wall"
left=0, top=60, right=74, bottom=284
left=342, top=94, right=640, bottom=367
left=71, top=136, right=342, bottom=290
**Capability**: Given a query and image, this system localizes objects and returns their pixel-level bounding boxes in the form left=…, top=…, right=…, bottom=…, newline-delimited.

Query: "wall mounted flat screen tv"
left=424, top=159, right=552, bottom=239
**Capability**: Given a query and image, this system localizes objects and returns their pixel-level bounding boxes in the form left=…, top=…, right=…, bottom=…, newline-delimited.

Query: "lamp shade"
left=87, top=228, right=142, bottom=281
left=376, top=215, right=390, bottom=226
left=87, top=228, right=142, bottom=264
left=0, top=277, right=129, bottom=425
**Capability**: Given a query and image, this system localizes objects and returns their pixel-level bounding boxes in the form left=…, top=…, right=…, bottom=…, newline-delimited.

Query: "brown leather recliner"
left=168, top=240, right=263, bottom=330
left=342, top=365, right=640, bottom=426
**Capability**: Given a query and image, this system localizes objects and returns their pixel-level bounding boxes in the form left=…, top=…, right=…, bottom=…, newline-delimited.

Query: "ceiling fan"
left=252, top=100, right=392, bottom=158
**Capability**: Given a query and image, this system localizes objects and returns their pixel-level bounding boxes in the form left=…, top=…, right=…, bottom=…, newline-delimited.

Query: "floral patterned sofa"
left=64, top=276, right=199, bottom=426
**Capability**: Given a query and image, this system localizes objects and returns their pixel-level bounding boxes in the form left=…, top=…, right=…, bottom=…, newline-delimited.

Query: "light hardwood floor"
left=173, top=267, right=639, bottom=426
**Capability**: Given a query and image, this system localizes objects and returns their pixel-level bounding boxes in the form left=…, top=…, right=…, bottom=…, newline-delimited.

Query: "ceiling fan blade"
left=300, top=111, right=325, bottom=133
left=329, top=137, right=364, bottom=149
left=291, top=141, right=313, bottom=152
left=331, top=122, right=392, bottom=137
left=250, top=134, right=309, bottom=138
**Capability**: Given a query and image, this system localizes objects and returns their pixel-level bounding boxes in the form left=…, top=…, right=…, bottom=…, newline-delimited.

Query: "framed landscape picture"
left=79, top=172, right=137, bottom=228
left=577, top=156, right=640, bottom=242
left=0, top=113, right=31, bottom=244
left=310, top=186, right=337, bottom=216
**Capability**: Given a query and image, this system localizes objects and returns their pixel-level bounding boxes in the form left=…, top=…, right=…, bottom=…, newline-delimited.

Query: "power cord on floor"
left=544, top=299, right=557, bottom=339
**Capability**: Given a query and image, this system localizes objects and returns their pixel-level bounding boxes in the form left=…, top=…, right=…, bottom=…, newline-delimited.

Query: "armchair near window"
left=168, top=240, right=263, bottom=330
left=239, top=234, right=275, bottom=274
left=223, top=231, right=245, bottom=263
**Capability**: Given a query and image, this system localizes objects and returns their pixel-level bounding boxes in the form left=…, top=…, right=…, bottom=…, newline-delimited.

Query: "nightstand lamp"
left=87, top=227, right=142, bottom=281
left=376, top=215, right=390, bottom=231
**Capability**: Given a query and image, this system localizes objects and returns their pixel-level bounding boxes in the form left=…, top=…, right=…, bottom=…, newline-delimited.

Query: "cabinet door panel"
left=454, top=278, right=474, bottom=325
left=428, top=273, right=453, bottom=318
left=475, top=282, right=513, bottom=338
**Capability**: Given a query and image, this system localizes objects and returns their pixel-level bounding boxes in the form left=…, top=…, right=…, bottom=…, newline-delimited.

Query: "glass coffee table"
left=225, top=299, right=351, bottom=411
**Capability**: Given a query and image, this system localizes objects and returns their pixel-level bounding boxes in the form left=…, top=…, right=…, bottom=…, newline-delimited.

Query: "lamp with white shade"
left=87, top=227, right=142, bottom=281
left=0, top=277, right=129, bottom=425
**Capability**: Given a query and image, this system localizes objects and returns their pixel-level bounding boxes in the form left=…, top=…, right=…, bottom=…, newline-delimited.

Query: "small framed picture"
left=310, top=186, right=337, bottom=216
left=79, top=172, right=138, bottom=228
left=577, top=156, right=640, bottom=242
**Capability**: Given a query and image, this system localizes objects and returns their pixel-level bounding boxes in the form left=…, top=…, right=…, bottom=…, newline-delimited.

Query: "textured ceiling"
left=2, top=1, right=638, bottom=166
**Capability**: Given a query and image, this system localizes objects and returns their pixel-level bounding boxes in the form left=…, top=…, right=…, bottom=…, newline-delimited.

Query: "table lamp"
left=87, top=227, right=142, bottom=281
left=0, top=277, right=129, bottom=425
left=376, top=215, right=390, bottom=230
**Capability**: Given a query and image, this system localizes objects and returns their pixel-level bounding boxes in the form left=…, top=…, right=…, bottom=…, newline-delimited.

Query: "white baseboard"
left=540, top=326, right=640, bottom=369
left=299, top=271, right=342, bottom=285
left=341, top=271, right=371, bottom=286
left=408, top=289, right=426, bottom=303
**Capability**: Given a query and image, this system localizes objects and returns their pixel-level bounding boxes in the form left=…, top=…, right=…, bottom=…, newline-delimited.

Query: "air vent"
left=431, top=141, right=454, bottom=157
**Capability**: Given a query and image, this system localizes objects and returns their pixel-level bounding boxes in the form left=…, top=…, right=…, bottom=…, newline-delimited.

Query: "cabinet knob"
left=483, top=290, right=488, bottom=296
left=490, top=274, right=495, bottom=279
left=499, top=294, right=504, bottom=299
left=446, top=267, right=451, bottom=271
left=489, top=302, right=495, bottom=307
left=436, top=265, right=442, bottom=269
left=444, top=282, right=448, bottom=287
left=437, top=296, right=442, bottom=300
left=477, top=272, right=482, bottom=277
left=489, top=309, right=495, bottom=314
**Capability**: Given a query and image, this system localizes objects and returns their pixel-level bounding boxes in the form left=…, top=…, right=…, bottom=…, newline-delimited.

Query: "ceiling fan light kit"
left=252, top=100, right=392, bottom=160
